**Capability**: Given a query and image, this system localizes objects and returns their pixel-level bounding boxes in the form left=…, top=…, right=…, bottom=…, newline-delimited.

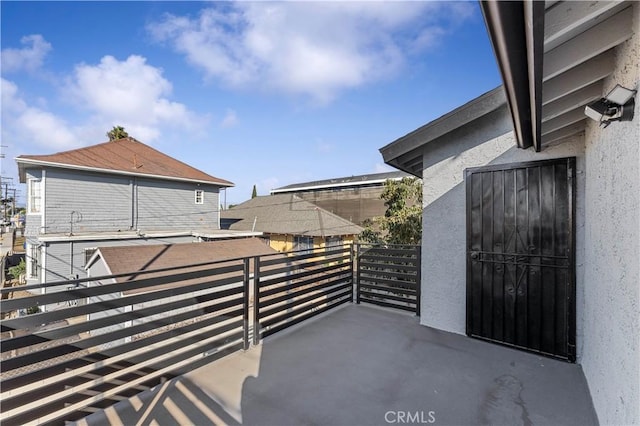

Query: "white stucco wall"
left=580, top=3, right=640, bottom=423
left=419, top=104, right=587, bottom=360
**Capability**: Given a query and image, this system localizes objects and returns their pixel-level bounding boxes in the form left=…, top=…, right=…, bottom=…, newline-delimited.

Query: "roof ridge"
left=17, top=136, right=234, bottom=186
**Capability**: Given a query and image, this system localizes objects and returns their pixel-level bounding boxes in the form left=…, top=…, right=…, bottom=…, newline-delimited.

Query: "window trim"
left=84, top=248, right=98, bottom=267
left=195, top=189, right=204, bottom=205
left=28, top=179, right=42, bottom=214
left=27, top=244, right=39, bottom=279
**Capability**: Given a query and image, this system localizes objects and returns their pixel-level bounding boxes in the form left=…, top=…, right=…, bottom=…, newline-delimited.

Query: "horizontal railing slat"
left=260, top=254, right=351, bottom=278
left=1, top=264, right=244, bottom=313
left=258, top=269, right=351, bottom=299
left=259, top=282, right=352, bottom=319
left=359, top=269, right=417, bottom=282
left=260, top=288, right=352, bottom=329
left=261, top=297, right=351, bottom=339
left=259, top=262, right=350, bottom=289
left=258, top=247, right=350, bottom=267
left=358, top=282, right=418, bottom=296
left=2, top=303, right=244, bottom=378
left=358, top=298, right=417, bottom=312
left=259, top=275, right=352, bottom=309
left=2, top=286, right=244, bottom=353
left=0, top=243, right=422, bottom=424
left=359, top=260, right=418, bottom=272
left=359, top=289, right=417, bottom=304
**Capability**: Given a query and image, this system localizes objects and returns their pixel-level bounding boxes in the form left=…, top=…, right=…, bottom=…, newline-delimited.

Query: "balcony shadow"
left=77, top=374, right=240, bottom=426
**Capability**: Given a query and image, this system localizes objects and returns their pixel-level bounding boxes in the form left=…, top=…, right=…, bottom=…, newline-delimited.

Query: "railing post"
left=415, top=245, right=421, bottom=317
left=252, top=256, right=261, bottom=346
left=242, top=257, right=250, bottom=350
left=355, top=243, right=361, bottom=305
left=349, top=244, right=354, bottom=303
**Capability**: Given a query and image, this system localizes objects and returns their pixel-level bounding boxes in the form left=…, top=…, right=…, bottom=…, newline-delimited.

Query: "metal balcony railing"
left=0, top=243, right=418, bottom=425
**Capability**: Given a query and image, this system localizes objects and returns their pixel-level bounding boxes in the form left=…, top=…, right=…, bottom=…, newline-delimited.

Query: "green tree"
left=251, top=185, right=258, bottom=199
left=107, top=126, right=129, bottom=141
left=359, top=177, right=422, bottom=245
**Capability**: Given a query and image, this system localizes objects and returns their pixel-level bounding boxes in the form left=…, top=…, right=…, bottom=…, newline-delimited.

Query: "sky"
left=1, top=1, right=501, bottom=206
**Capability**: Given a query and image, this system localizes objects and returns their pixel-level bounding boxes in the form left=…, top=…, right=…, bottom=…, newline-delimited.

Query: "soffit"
left=539, top=1, right=634, bottom=145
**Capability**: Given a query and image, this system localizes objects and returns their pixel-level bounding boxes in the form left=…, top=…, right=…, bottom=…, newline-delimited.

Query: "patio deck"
left=79, top=304, right=597, bottom=426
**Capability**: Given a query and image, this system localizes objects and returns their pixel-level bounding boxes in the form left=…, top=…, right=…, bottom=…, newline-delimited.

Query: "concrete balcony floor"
left=79, top=305, right=597, bottom=426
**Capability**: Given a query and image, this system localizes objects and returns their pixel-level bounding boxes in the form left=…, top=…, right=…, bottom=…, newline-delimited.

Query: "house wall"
left=42, top=168, right=220, bottom=234
left=43, top=235, right=196, bottom=283
left=266, top=233, right=355, bottom=253
left=419, top=105, right=586, bottom=361
left=579, top=5, right=640, bottom=423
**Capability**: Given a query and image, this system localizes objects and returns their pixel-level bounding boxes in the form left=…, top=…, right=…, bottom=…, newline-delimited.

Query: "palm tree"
left=107, top=126, right=129, bottom=141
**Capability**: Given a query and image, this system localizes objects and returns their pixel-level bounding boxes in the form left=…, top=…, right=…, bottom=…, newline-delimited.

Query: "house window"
left=195, top=190, right=204, bottom=204
left=84, top=248, right=98, bottom=266
left=325, top=236, right=343, bottom=251
left=28, top=179, right=42, bottom=213
left=293, top=236, right=313, bottom=253
left=27, top=244, right=39, bottom=278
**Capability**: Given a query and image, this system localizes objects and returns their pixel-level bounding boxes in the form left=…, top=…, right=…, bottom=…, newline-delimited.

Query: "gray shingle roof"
left=221, top=194, right=363, bottom=237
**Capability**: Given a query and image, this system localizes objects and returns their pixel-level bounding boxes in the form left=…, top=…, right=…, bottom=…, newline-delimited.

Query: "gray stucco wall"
left=43, top=169, right=220, bottom=234
left=579, top=4, right=640, bottom=423
left=419, top=105, right=586, bottom=361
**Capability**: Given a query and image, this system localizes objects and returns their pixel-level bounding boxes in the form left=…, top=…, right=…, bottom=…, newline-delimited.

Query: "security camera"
left=585, top=84, right=637, bottom=128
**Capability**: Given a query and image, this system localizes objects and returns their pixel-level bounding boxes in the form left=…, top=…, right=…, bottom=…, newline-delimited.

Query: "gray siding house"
left=380, top=2, right=638, bottom=425
left=17, top=137, right=256, bottom=287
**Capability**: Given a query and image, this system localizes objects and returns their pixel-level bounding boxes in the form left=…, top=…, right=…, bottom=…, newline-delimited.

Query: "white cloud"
left=3, top=54, right=208, bottom=152
left=220, top=109, right=238, bottom=128
left=1, top=34, right=52, bottom=73
left=66, top=55, right=203, bottom=141
left=2, top=78, right=77, bottom=150
left=148, top=2, right=474, bottom=104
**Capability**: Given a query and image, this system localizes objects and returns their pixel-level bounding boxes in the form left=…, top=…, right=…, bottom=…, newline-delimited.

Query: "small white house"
left=381, top=2, right=638, bottom=425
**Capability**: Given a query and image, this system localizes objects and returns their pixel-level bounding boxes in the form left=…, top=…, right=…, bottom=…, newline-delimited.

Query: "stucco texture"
left=420, top=105, right=585, bottom=342
left=580, top=3, right=640, bottom=424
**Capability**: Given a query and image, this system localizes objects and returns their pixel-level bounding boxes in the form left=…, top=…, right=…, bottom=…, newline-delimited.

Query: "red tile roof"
left=16, top=137, right=233, bottom=186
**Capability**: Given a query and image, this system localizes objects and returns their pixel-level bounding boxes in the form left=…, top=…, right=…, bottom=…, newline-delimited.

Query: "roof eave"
left=15, top=157, right=235, bottom=187
left=379, top=86, right=507, bottom=174
left=480, top=0, right=545, bottom=152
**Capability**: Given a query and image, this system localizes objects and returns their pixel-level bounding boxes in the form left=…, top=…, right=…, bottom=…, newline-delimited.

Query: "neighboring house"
left=16, top=137, right=258, bottom=288
left=270, top=171, right=413, bottom=225
left=221, top=194, right=362, bottom=252
left=380, top=2, right=638, bottom=425
left=85, top=238, right=278, bottom=348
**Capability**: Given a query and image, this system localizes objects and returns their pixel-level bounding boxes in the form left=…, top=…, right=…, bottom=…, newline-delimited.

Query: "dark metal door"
left=466, top=158, right=575, bottom=361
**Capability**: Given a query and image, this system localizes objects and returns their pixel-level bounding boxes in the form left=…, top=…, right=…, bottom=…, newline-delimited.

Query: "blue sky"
left=1, top=1, right=500, bottom=205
